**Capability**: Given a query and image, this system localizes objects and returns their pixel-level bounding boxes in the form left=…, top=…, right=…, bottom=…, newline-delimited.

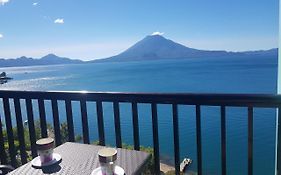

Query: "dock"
left=180, top=158, right=192, bottom=172
left=160, top=158, right=192, bottom=174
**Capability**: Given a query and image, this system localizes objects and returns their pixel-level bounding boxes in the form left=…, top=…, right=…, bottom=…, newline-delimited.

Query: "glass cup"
left=98, top=148, right=117, bottom=175
left=36, top=138, right=54, bottom=165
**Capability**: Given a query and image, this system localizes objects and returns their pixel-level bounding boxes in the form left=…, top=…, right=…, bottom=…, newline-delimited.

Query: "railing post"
left=38, top=99, right=48, bottom=138
left=196, top=105, right=202, bottom=175
left=172, top=103, right=180, bottom=175
left=151, top=103, right=160, bottom=174
left=248, top=107, right=253, bottom=175
left=51, top=100, right=61, bottom=146
left=14, top=98, right=27, bottom=164
left=277, top=107, right=281, bottom=175
left=65, top=100, right=75, bottom=142
left=221, top=106, right=226, bottom=175
left=132, top=102, right=140, bottom=150
left=25, top=98, right=37, bottom=158
left=96, top=101, right=105, bottom=146
left=3, top=98, right=17, bottom=167
left=80, top=100, right=90, bottom=144
left=113, top=101, right=122, bottom=148
left=0, top=113, right=7, bottom=165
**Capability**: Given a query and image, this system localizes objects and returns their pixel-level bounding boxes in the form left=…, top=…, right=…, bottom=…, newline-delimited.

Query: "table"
left=9, top=142, right=151, bottom=175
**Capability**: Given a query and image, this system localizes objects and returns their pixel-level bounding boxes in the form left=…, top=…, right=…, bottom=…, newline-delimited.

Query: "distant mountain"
left=0, top=35, right=277, bottom=67
left=0, top=54, right=83, bottom=67
left=94, top=35, right=278, bottom=62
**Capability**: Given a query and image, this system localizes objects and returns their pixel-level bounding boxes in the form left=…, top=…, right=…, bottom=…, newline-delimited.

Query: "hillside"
left=0, top=54, right=83, bottom=67
left=94, top=35, right=278, bottom=62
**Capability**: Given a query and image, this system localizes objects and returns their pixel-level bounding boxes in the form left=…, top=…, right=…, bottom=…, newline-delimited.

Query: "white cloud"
left=0, top=0, right=9, bottom=5
left=151, top=31, right=164, bottom=36
left=54, top=19, right=64, bottom=24
left=32, top=2, right=38, bottom=6
left=0, top=34, right=3, bottom=38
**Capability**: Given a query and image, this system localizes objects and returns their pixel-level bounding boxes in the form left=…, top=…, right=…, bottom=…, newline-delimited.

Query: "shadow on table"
left=32, top=159, right=62, bottom=174
left=41, top=164, right=62, bottom=174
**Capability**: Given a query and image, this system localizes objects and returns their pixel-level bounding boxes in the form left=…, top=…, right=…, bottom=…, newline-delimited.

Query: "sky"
left=0, top=0, right=279, bottom=60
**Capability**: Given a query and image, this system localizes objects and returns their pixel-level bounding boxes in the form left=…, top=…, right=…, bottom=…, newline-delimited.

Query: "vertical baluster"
left=248, top=107, right=253, bottom=175
left=277, top=107, right=281, bottom=175
left=38, top=99, right=48, bottom=138
left=0, top=113, right=7, bottom=164
left=113, top=101, right=122, bottom=148
left=151, top=103, right=160, bottom=174
left=65, top=100, right=75, bottom=142
left=80, top=100, right=90, bottom=144
left=14, top=98, right=27, bottom=164
left=132, top=102, right=140, bottom=150
left=96, top=101, right=105, bottom=146
left=221, top=106, right=226, bottom=175
left=196, top=105, right=202, bottom=175
left=51, top=100, right=61, bottom=146
left=3, top=98, right=16, bottom=167
left=172, top=103, right=180, bottom=175
left=25, top=98, right=37, bottom=158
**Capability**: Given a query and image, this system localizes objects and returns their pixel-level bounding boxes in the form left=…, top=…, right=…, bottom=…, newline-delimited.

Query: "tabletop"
left=9, top=142, right=151, bottom=175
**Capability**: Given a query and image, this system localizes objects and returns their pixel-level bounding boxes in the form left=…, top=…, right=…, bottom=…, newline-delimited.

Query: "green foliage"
left=165, top=170, right=185, bottom=175
left=75, top=135, right=83, bottom=142
left=92, top=140, right=100, bottom=145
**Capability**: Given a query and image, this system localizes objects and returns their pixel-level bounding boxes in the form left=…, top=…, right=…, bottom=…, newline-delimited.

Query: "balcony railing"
left=0, top=90, right=280, bottom=175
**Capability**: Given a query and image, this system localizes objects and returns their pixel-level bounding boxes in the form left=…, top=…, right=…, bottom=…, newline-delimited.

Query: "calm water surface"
left=0, top=56, right=277, bottom=175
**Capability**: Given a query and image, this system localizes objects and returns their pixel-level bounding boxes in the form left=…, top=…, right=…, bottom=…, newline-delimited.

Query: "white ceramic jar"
left=98, top=148, right=117, bottom=175
left=36, top=138, right=54, bottom=164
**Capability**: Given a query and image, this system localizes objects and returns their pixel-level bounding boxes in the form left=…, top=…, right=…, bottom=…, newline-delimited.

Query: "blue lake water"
left=0, top=56, right=278, bottom=175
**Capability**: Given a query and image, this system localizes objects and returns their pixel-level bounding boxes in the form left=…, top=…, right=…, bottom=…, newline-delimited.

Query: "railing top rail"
left=0, top=90, right=280, bottom=107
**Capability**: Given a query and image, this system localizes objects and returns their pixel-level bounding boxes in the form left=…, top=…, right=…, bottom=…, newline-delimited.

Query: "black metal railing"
left=0, top=90, right=280, bottom=175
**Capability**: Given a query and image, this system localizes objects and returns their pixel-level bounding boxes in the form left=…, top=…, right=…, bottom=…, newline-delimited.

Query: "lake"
left=0, top=55, right=278, bottom=175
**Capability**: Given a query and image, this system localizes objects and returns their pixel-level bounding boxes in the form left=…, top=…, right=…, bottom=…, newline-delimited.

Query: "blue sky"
left=0, top=0, right=279, bottom=60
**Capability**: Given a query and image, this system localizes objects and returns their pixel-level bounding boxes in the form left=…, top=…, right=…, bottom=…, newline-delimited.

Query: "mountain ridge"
left=0, top=35, right=278, bottom=67
left=0, top=54, right=83, bottom=68
left=94, top=35, right=278, bottom=62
